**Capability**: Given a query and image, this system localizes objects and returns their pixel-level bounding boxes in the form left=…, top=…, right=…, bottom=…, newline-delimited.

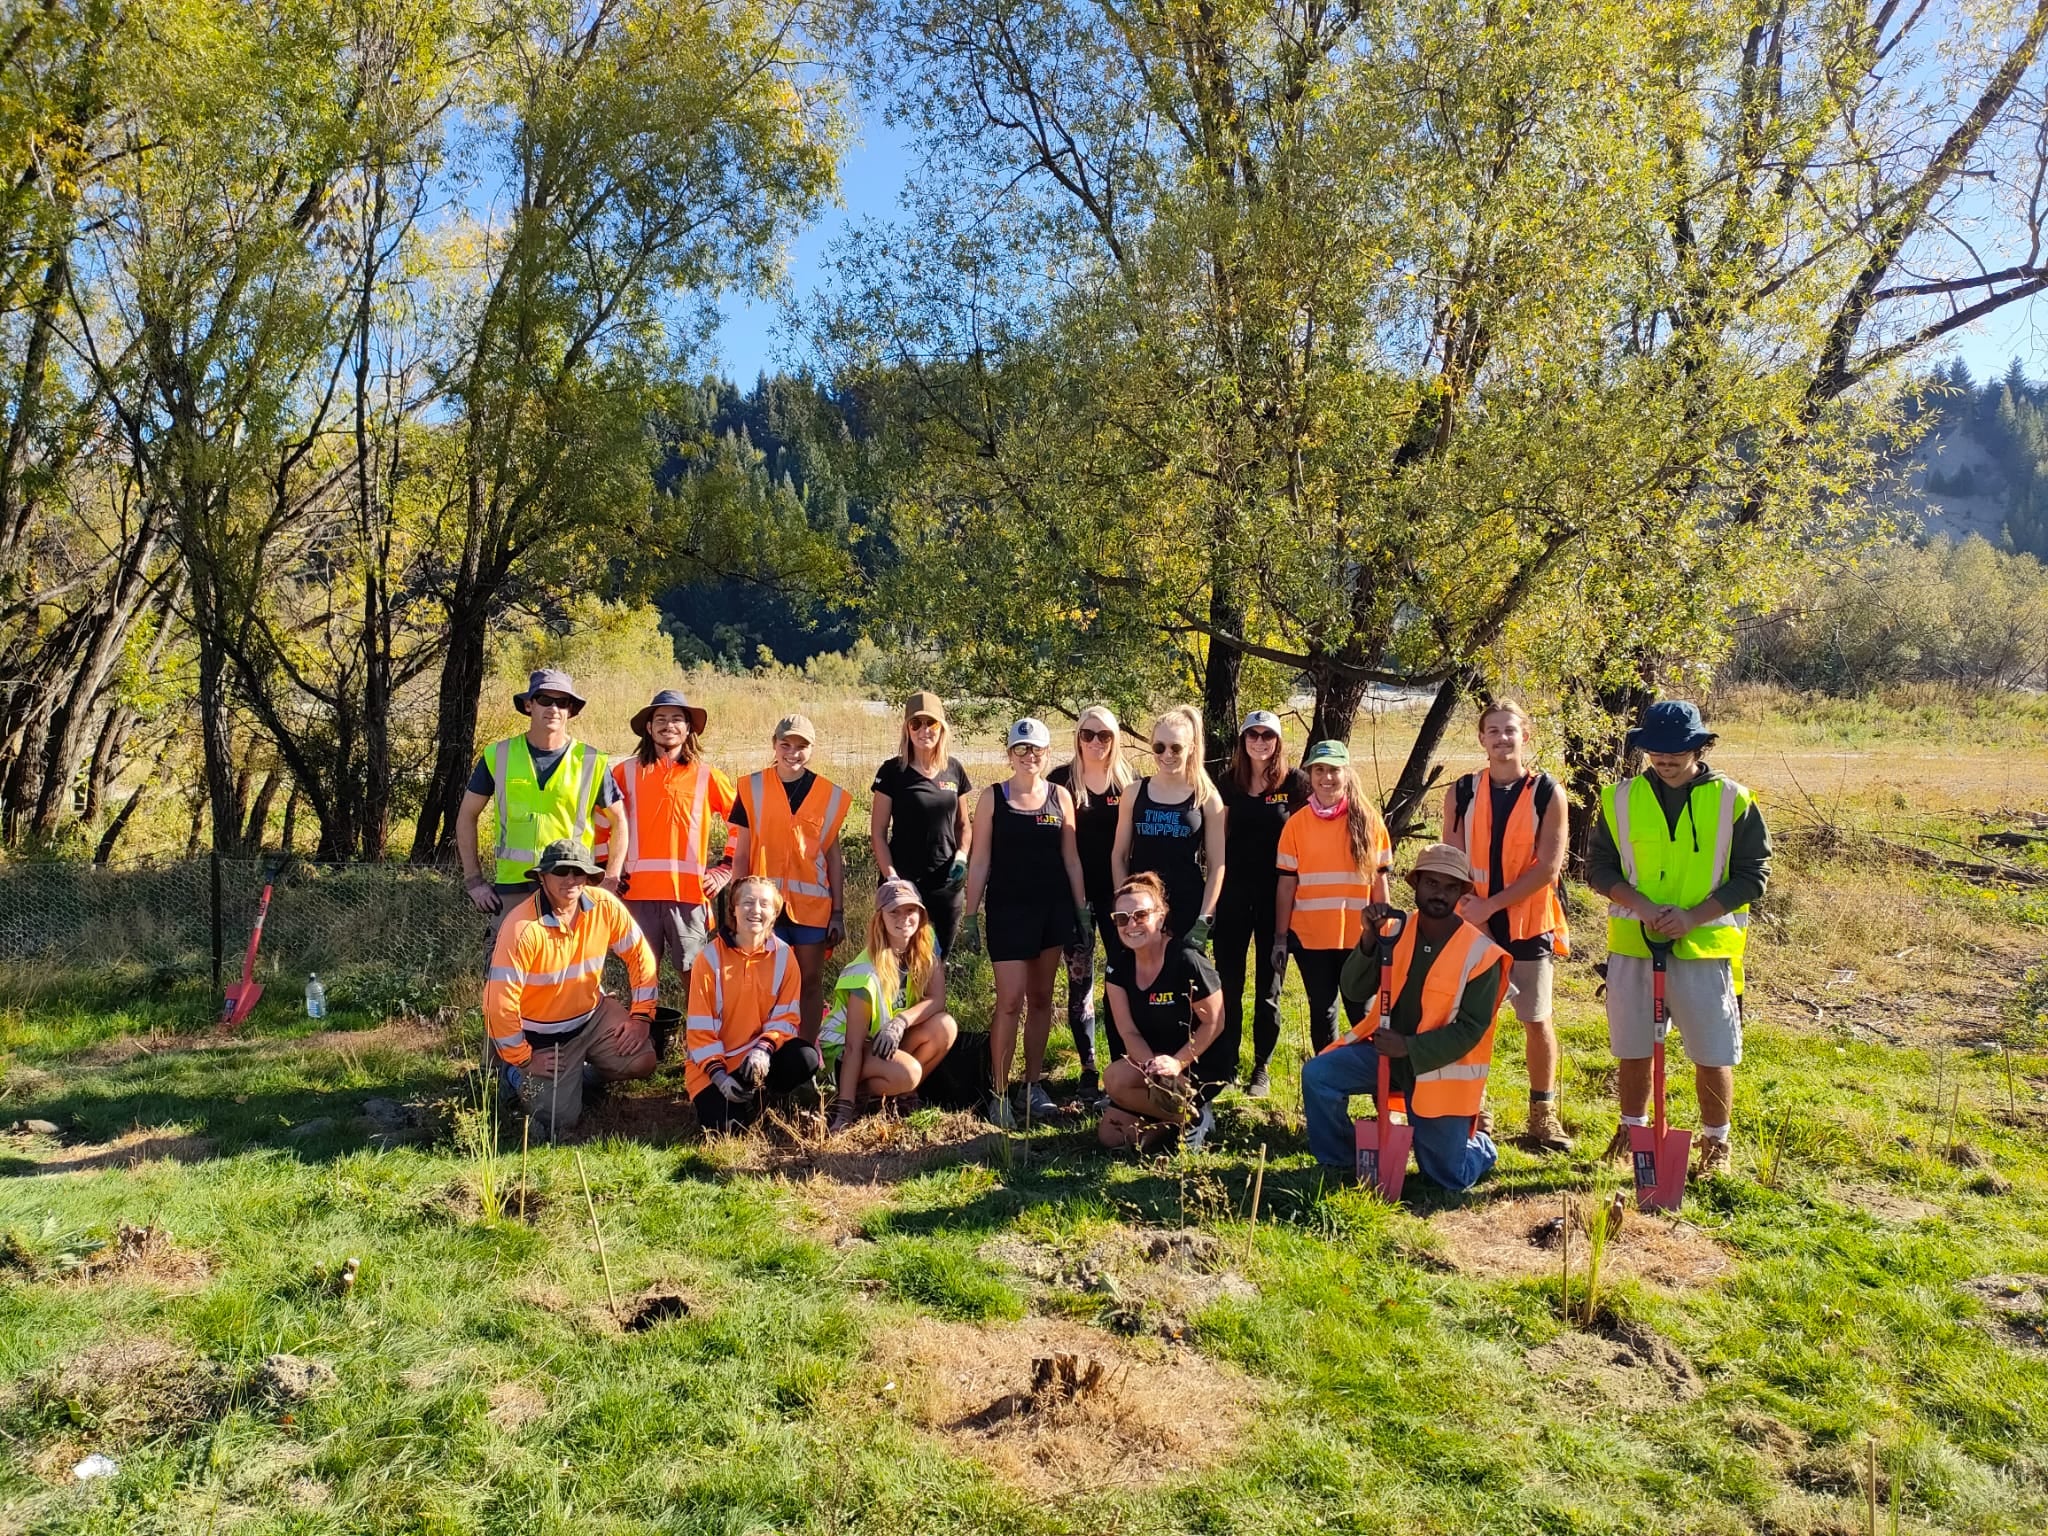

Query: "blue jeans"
left=1301, top=1040, right=1498, bottom=1193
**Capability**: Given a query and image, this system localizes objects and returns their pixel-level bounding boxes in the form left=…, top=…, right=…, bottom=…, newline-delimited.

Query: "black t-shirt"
left=1047, top=762, right=1122, bottom=900
left=1108, top=940, right=1222, bottom=1064
left=872, top=756, right=971, bottom=883
left=1219, top=767, right=1308, bottom=906
left=1456, top=770, right=1560, bottom=962
left=727, top=770, right=816, bottom=828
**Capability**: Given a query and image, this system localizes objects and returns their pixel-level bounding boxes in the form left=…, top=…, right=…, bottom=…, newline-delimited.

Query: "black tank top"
left=1128, top=778, right=1205, bottom=929
left=989, top=780, right=1068, bottom=905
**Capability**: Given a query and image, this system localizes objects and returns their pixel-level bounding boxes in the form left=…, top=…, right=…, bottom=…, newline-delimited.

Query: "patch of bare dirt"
left=16, top=1336, right=231, bottom=1445
left=1433, top=1194, right=1734, bottom=1289
left=65, top=1222, right=209, bottom=1290
left=431, top=1180, right=549, bottom=1224
left=486, top=1380, right=547, bottom=1431
left=719, top=1107, right=1004, bottom=1188
left=1832, top=1184, right=1943, bottom=1225
left=982, top=1226, right=1256, bottom=1342
left=8, top=1128, right=217, bottom=1176
left=1526, top=1315, right=1701, bottom=1412
left=872, top=1315, right=1259, bottom=1496
left=1959, top=1274, right=2048, bottom=1350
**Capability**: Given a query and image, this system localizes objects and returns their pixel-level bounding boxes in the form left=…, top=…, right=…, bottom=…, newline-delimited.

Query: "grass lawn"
left=0, top=705, right=2044, bottom=1534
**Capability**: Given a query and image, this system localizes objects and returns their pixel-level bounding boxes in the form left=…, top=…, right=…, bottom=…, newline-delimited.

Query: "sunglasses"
left=1244, top=728, right=1278, bottom=742
left=531, top=695, right=575, bottom=710
left=909, top=716, right=940, bottom=729
left=1010, top=742, right=1046, bottom=753
left=1078, top=727, right=1114, bottom=744
left=1151, top=741, right=1187, bottom=756
left=1110, top=908, right=1159, bottom=927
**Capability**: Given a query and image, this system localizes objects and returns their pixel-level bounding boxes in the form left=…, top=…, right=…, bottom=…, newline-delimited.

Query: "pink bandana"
left=1308, top=795, right=1348, bottom=821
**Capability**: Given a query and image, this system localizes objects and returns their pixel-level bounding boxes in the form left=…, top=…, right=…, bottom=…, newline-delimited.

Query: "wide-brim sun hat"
left=1626, top=699, right=1717, bottom=755
left=527, top=838, right=604, bottom=880
left=1405, top=842, right=1476, bottom=887
left=514, top=668, right=587, bottom=716
left=631, top=688, right=707, bottom=737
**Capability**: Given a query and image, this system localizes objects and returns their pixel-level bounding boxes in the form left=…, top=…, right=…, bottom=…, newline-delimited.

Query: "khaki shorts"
left=1603, top=954, right=1742, bottom=1069
left=1508, top=958, right=1554, bottom=1024
left=518, top=996, right=654, bottom=1135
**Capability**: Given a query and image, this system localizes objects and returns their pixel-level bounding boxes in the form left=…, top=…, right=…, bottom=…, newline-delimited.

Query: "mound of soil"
left=1832, top=1184, right=1942, bottom=1225
left=872, top=1315, right=1258, bottom=1495
left=70, top=1223, right=210, bottom=1290
left=1432, top=1194, right=1733, bottom=1289
left=1526, top=1315, right=1701, bottom=1412
left=19, top=1337, right=231, bottom=1445
left=722, top=1108, right=1004, bottom=1192
left=1959, top=1274, right=2048, bottom=1349
left=982, top=1226, right=1255, bottom=1342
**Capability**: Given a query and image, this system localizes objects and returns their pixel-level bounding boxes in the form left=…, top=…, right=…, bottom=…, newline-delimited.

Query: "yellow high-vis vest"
left=1600, top=773, right=1752, bottom=965
left=490, top=736, right=607, bottom=886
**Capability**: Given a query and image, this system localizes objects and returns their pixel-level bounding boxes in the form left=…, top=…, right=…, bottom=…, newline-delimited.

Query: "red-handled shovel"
left=220, top=859, right=284, bottom=1029
left=1629, top=925, right=1692, bottom=1211
left=1352, top=911, right=1414, bottom=1200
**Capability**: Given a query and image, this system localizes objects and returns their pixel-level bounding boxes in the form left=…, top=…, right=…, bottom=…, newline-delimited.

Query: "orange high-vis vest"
left=741, top=771, right=850, bottom=928
left=683, top=934, right=803, bottom=1096
left=593, top=758, right=737, bottom=904
left=1336, top=919, right=1510, bottom=1118
left=1276, top=801, right=1391, bottom=950
left=1452, top=771, right=1570, bottom=954
left=483, top=887, right=659, bottom=1068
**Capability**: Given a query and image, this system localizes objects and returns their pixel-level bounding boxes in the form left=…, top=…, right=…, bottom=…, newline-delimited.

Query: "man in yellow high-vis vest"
left=455, top=669, right=628, bottom=931
left=1588, top=700, right=1771, bottom=1179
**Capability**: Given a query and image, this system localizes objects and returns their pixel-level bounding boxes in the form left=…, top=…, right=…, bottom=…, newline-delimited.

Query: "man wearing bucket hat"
left=1587, top=699, right=1770, bottom=1178
left=1298, top=843, right=1511, bottom=1194
left=456, top=669, right=625, bottom=932
left=590, top=688, right=735, bottom=986
left=482, top=840, right=661, bottom=1138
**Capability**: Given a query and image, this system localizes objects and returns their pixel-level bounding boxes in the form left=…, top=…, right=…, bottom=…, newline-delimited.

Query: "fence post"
left=210, top=850, right=223, bottom=1006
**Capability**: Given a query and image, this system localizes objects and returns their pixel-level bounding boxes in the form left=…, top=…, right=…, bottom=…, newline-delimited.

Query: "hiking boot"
left=1024, top=1080, right=1061, bottom=1123
left=1181, top=1100, right=1217, bottom=1153
left=1524, top=1099, right=1573, bottom=1154
left=1077, top=1066, right=1101, bottom=1102
left=1601, top=1124, right=1634, bottom=1164
left=983, top=1091, right=1016, bottom=1130
left=1693, top=1135, right=1733, bottom=1178
left=1245, top=1064, right=1271, bottom=1099
left=892, top=1091, right=923, bottom=1117
left=826, top=1098, right=860, bottom=1136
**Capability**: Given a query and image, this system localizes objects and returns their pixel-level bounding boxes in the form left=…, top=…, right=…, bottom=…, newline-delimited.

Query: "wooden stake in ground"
left=519, top=1116, right=531, bottom=1222
left=1559, top=1190, right=1571, bottom=1323
left=1866, top=1437, right=1878, bottom=1536
left=2005, top=1041, right=2020, bottom=1121
left=1244, top=1142, right=1267, bottom=1264
left=575, top=1151, right=620, bottom=1324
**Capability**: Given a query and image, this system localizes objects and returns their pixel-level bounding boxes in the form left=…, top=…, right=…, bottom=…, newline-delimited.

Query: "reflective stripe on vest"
left=491, top=737, right=605, bottom=884
left=1363, top=921, right=1508, bottom=1118
left=1455, top=771, right=1570, bottom=954
left=743, top=773, right=848, bottom=925
left=1602, top=774, right=1752, bottom=963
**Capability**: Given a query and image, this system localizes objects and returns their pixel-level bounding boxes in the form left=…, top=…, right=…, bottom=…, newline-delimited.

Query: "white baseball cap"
left=1007, top=717, right=1052, bottom=749
left=1240, top=710, right=1282, bottom=735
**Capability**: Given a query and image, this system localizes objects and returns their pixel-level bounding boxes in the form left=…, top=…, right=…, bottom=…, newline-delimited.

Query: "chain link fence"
left=0, top=857, right=485, bottom=1019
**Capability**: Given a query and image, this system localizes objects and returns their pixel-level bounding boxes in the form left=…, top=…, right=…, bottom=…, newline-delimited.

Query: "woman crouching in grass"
left=1099, top=873, right=1225, bottom=1153
left=822, top=878, right=959, bottom=1133
left=685, top=875, right=815, bottom=1134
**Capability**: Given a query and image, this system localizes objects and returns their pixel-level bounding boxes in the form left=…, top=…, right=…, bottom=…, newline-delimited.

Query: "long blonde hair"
left=1066, top=706, right=1133, bottom=810
left=864, top=906, right=936, bottom=1012
left=1150, top=704, right=1216, bottom=804
left=897, top=715, right=952, bottom=772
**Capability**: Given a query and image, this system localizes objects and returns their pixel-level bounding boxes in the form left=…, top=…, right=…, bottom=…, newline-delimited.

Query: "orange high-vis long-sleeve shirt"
left=683, top=934, right=802, bottom=1097
left=483, top=887, right=658, bottom=1067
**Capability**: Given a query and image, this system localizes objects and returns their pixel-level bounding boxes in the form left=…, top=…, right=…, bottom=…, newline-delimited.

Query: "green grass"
left=0, top=809, right=2046, bottom=1530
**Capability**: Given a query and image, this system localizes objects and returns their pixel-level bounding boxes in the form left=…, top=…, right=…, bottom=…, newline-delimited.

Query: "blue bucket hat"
left=1627, top=700, right=1717, bottom=755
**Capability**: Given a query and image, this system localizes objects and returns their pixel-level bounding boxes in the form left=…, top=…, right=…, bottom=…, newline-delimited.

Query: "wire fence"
left=0, top=857, right=485, bottom=1019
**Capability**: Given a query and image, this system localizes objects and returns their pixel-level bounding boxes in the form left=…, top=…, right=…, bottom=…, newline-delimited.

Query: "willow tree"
left=833, top=0, right=2048, bottom=822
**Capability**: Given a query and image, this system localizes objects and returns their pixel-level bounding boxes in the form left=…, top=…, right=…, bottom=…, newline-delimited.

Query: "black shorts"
left=987, top=899, right=1077, bottom=963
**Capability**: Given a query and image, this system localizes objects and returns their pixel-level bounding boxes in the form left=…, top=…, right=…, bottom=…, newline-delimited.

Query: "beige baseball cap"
left=774, top=713, right=817, bottom=744
left=903, top=691, right=946, bottom=724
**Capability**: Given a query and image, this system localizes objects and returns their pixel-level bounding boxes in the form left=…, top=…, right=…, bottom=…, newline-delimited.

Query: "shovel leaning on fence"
left=220, top=859, right=287, bottom=1029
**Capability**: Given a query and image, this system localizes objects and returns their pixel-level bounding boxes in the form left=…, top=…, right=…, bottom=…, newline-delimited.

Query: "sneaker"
left=1181, top=1100, right=1216, bottom=1153
left=1025, top=1081, right=1060, bottom=1123
left=1693, top=1135, right=1733, bottom=1178
left=892, top=1091, right=922, bottom=1117
left=826, top=1098, right=860, bottom=1135
left=1077, top=1067, right=1100, bottom=1101
left=1523, top=1099, right=1573, bottom=1154
left=1601, top=1125, right=1634, bottom=1164
left=1245, top=1064, right=1271, bottom=1099
left=983, top=1092, right=1016, bottom=1130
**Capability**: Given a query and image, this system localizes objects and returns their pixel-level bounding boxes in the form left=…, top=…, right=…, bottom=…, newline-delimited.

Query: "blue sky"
left=710, top=117, right=2048, bottom=388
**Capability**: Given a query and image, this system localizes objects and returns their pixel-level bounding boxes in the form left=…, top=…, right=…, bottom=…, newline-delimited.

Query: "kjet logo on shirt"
left=1148, top=990, right=1177, bottom=1006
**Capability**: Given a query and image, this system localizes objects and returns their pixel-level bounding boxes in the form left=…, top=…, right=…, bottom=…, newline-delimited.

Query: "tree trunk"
left=1382, top=676, right=1464, bottom=846
left=95, top=736, right=174, bottom=865
left=1199, top=585, right=1245, bottom=774
left=243, top=769, right=281, bottom=849
left=1309, top=667, right=1373, bottom=745
left=411, top=590, right=490, bottom=862
left=194, top=600, right=243, bottom=858
left=280, top=786, right=299, bottom=855
left=1561, top=674, right=1653, bottom=874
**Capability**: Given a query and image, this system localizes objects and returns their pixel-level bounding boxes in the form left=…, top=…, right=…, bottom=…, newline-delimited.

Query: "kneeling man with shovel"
left=1300, top=844, right=1510, bottom=1195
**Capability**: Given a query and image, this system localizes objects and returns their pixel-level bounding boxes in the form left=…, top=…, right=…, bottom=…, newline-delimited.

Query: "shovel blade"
left=1378, top=1121, right=1413, bottom=1201
left=1354, top=1117, right=1377, bottom=1188
left=220, top=981, right=263, bottom=1029
left=1649, top=1129, right=1693, bottom=1212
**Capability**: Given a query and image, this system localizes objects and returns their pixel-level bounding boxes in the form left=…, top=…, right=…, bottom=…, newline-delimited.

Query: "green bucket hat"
left=527, top=839, right=604, bottom=881
left=1302, top=739, right=1351, bottom=768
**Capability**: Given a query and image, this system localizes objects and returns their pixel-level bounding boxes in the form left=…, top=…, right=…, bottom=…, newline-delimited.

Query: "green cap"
left=1302, top=739, right=1350, bottom=767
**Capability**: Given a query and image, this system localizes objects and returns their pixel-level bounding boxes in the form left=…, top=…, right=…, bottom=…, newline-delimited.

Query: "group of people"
left=463, top=667, right=1770, bottom=1191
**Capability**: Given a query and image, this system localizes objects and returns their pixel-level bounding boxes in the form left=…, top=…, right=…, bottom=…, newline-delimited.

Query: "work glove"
left=711, top=1067, right=750, bottom=1103
left=701, top=862, right=733, bottom=898
left=1074, top=901, right=1093, bottom=950
left=826, top=911, right=846, bottom=947
left=502, top=1064, right=527, bottom=1097
left=958, top=914, right=982, bottom=954
left=870, top=1013, right=908, bottom=1061
left=1187, top=913, right=1213, bottom=951
left=736, top=1045, right=772, bottom=1090
left=946, top=853, right=968, bottom=888
left=1269, top=939, right=1290, bottom=976
left=464, top=876, right=501, bottom=915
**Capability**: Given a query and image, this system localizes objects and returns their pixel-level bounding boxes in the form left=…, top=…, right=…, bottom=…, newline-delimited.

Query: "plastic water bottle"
left=304, top=974, right=326, bottom=1020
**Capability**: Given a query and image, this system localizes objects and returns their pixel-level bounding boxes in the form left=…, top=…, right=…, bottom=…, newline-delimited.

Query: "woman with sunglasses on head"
left=1099, top=873, right=1225, bottom=1152
left=1046, top=706, right=1132, bottom=1098
left=1111, top=705, right=1227, bottom=950
left=1209, top=711, right=1308, bottom=1097
left=1272, top=740, right=1392, bottom=1052
left=960, top=718, right=1092, bottom=1127
left=821, top=879, right=959, bottom=1133
left=869, top=692, right=973, bottom=953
